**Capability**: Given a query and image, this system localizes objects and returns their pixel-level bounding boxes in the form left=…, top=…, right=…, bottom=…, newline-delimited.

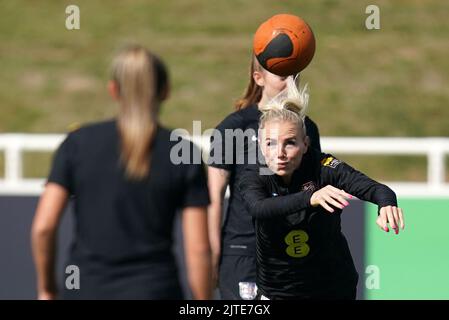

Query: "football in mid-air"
left=253, top=14, right=316, bottom=76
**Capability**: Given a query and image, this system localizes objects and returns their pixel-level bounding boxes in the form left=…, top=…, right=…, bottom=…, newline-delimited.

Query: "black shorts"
left=218, top=255, right=257, bottom=300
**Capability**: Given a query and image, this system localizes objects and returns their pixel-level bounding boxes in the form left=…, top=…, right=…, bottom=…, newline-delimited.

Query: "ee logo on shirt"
left=284, top=230, right=310, bottom=258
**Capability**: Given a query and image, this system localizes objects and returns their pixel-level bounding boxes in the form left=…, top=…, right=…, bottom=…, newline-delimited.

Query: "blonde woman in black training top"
left=238, top=77, right=405, bottom=299
left=31, top=45, right=212, bottom=299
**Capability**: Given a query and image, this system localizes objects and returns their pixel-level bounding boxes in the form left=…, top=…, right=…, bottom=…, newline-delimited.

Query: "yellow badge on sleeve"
left=321, top=156, right=341, bottom=169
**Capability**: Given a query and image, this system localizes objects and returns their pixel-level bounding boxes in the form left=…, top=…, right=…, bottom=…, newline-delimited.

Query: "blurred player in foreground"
left=31, top=45, right=212, bottom=300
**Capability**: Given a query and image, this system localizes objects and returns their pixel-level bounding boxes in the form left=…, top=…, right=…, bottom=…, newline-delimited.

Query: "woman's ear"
left=259, top=139, right=266, bottom=157
left=303, top=135, right=310, bottom=154
left=108, top=80, right=120, bottom=101
left=258, top=132, right=268, bottom=159
left=253, top=71, right=264, bottom=87
left=159, top=83, right=170, bottom=101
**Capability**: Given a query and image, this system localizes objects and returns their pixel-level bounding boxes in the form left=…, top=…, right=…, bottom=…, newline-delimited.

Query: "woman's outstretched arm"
left=238, top=166, right=314, bottom=219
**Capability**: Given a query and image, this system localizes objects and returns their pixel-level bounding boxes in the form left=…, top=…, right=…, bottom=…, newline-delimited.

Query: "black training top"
left=208, top=104, right=321, bottom=256
left=48, top=119, right=209, bottom=298
left=238, top=149, right=397, bottom=299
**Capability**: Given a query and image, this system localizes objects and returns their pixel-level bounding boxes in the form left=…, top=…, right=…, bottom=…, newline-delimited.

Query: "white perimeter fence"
left=0, top=134, right=449, bottom=197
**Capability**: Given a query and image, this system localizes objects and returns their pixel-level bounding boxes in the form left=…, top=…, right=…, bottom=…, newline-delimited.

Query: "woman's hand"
left=310, top=185, right=353, bottom=213
left=38, top=290, right=57, bottom=300
left=377, top=206, right=405, bottom=234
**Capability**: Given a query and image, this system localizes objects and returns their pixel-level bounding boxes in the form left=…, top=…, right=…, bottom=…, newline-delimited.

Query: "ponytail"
left=234, top=56, right=263, bottom=110
left=111, top=45, right=168, bottom=179
left=259, top=75, right=309, bottom=135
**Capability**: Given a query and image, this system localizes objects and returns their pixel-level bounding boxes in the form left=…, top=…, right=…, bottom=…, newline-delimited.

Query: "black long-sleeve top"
left=238, top=149, right=397, bottom=299
left=208, top=102, right=321, bottom=256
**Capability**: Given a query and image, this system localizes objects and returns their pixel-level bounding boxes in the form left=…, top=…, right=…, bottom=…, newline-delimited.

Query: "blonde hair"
left=259, top=75, right=309, bottom=135
left=111, top=45, right=168, bottom=179
left=235, top=55, right=263, bottom=110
